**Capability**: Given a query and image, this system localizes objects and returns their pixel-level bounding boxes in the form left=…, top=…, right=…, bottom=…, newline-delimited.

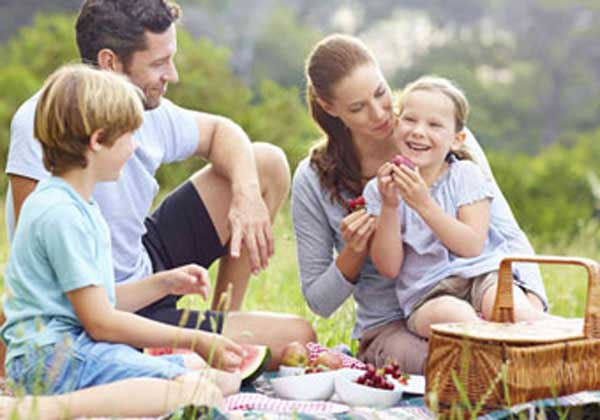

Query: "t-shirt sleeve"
left=453, top=161, right=495, bottom=208
left=363, top=178, right=382, bottom=216
left=6, top=94, right=50, bottom=181
left=37, top=206, right=106, bottom=293
left=151, top=98, right=200, bottom=163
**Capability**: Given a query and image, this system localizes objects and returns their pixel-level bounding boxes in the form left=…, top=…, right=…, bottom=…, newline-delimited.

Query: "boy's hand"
left=377, top=162, right=400, bottom=208
left=393, top=165, right=432, bottom=212
left=163, top=264, right=210, bottom=299
left=198, top=333, right=245, bottom=372
left=340, top=210, right=376, bottom=254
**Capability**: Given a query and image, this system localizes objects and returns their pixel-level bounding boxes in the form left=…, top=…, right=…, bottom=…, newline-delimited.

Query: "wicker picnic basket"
left=425, top=255, right=600, bottom=415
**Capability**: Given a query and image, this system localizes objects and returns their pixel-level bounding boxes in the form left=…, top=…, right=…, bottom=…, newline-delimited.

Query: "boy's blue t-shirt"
left=1, top=177, right=116, bottom=363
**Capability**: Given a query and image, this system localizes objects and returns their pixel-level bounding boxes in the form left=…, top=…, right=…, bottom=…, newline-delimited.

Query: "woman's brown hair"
left=305, top=34, right=375, bottom=208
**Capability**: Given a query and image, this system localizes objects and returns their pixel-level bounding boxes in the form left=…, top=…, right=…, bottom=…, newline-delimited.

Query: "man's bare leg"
left=191, top=142, right=290, bottom=311
left=222, top=311, right=317, bottom=369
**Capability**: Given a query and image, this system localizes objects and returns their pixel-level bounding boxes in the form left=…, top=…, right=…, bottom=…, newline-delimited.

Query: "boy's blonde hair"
left=397, top=75, right=472, bottom=160
left=34, top=64, right=144, bottom=174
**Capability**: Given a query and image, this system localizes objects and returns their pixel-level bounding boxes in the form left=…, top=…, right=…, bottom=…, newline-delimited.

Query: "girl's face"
left=397, top=89, right=464, bottom=174
left=321, top=63, right=394, bottom=143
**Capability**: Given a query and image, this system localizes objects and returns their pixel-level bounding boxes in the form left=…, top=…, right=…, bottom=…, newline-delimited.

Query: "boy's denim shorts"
left=6, top=330, right=189, bottom=395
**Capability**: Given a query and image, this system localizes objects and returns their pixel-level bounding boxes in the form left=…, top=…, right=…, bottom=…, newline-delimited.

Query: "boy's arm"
left=114, top=264, right=210, bottom=312
left=192, top=111, right=271, bottom=273
left=67, top=285, right=242, bottom=371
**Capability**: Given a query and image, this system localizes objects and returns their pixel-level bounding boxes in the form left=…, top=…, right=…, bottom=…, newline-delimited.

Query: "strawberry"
left=391, top=155, right=416, bottom=170
left=347, top=196, right=366, bottom=213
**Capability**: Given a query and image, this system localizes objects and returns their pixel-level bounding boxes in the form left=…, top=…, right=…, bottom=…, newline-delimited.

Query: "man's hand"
left=162, top=264, right=210, bottom=299
left=228, top=185, right=274, bottom=274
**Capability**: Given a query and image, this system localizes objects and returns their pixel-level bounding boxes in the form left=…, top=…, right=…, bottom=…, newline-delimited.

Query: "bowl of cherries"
left=334, top=362, right=408, bottom=408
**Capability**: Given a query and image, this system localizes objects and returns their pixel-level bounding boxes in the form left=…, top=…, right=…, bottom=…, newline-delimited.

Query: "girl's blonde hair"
left=34, top=63, right=144, bottom=174
left=398, top=75, right=473, bottom=161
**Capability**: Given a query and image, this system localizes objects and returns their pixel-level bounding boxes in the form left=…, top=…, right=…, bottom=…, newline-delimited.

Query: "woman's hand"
left=197, top=333, right=245, bottom=373
left=162, top=264, right=210, bottom=299
left=377, top=162, right=401, bottom=208
left=340, top=209, right=376, bottom=254
left=393, top=165, right=433, bottom=213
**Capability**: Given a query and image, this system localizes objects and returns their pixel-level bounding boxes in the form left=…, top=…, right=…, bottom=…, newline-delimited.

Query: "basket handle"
left=492, top=255, right=600, bottom=338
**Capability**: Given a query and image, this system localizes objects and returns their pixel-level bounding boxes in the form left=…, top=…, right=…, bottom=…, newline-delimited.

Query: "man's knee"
left=291, top=317, right=317, bottom=344
left=253, top=142, right=290, bottom=201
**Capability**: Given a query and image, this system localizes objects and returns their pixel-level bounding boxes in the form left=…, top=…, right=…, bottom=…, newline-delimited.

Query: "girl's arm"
left=418, top=198, right=490, bottom=257
left=395, top=165, right=490, bottom=258
left=67, top=285, right=243, bottom=371
left=115, top=264, right=210, bottom=312
left=368, top=162, right=404, bottom=278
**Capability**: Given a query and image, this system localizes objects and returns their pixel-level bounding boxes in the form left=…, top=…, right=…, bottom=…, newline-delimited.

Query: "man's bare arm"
left=10, top=174, right=38, bottom=226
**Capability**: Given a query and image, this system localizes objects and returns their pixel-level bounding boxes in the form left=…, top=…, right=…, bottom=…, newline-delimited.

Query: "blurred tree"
left=251, top=6, right=322, bottom=88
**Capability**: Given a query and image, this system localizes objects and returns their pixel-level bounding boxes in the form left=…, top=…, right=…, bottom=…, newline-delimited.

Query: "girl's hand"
left=340, top=209, right=376, bottom=254
left=198, top=333, right=245, bottom=373
left=163, top=264, right=210, bottom=299
left=393, top=165, right=432, bottom=212
left=377, top=162, right=401, bottom=208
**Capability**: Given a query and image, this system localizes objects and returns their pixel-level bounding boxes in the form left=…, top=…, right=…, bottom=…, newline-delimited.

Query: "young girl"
left=364, top=76, right=546, bottom=339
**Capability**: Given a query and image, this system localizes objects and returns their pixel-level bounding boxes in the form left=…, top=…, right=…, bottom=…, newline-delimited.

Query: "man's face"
left=120, top=24, right=179, bottom=110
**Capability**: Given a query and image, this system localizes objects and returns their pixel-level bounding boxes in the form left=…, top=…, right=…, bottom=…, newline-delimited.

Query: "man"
left=3, top=0, right=315, bottom=371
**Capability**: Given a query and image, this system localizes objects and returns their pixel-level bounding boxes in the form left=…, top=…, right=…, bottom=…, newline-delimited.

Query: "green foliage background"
left=0, top=5, right=599, bottom=262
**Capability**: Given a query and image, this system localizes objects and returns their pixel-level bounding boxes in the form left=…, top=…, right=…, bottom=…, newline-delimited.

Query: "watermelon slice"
left=145, top=344, right=271, bottom=386
left=240, top=344, right=271, bottom=386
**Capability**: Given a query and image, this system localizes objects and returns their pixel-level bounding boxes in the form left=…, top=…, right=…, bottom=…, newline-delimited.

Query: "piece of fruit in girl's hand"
left=391, top=155, right=416, bottom=170
left=347, top=196, right=366, bottom=213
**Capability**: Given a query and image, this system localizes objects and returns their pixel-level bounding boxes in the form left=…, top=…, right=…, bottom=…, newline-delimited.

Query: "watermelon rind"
left=241, top=345, right=271, bottom=387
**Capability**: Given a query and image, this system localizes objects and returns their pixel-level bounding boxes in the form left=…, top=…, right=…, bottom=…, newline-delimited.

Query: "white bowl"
left=270, top=370, right=336, bottom=400
left=278, top=365, right=306, bottom=377
left=334, top=368, right=403, bottom=408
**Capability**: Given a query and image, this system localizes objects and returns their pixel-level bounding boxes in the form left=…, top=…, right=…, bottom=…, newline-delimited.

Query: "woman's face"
left=322, top=63, right=394, bottom=142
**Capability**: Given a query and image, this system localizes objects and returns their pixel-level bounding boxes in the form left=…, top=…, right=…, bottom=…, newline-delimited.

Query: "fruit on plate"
left=355, top=364, right=395, bottom=390
left=391, top=155, right=416, bottom=170
left=347, top=196, right=366, bottom=213
left=281, top=341, right=309, bottom=367
left=314, top=351, right=344, bottom=370
left=240, top=344, right=271, bottom=386
left=383, top=360, right=410, bottom=385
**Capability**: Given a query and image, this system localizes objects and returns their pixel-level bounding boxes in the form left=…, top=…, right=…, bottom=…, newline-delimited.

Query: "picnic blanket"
left=17, top=342, right=600, bottom=419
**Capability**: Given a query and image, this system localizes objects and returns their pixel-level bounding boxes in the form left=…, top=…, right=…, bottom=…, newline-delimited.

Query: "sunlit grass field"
left=0, top=200, right=599, bottom=351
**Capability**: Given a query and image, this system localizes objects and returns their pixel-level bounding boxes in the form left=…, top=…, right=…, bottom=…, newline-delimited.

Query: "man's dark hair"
left=76, top=0, right=181, bottom=66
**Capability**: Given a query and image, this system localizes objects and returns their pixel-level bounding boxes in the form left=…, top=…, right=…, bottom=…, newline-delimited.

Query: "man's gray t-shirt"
left=6, top=94, right=200, bottom=283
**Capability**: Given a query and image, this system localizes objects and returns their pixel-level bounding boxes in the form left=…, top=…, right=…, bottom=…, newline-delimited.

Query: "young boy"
left=0, top=64, right=242, bottom=419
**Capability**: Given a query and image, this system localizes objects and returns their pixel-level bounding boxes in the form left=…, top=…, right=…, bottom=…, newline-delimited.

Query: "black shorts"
left=135, top=181, right=227, bottom=333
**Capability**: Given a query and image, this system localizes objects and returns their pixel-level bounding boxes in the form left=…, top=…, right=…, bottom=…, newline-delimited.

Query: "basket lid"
left=431, top=318, right=585, bottom=344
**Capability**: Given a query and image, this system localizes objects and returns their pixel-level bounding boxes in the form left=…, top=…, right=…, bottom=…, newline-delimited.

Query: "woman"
left=291, top=34, right=547, bottom=373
